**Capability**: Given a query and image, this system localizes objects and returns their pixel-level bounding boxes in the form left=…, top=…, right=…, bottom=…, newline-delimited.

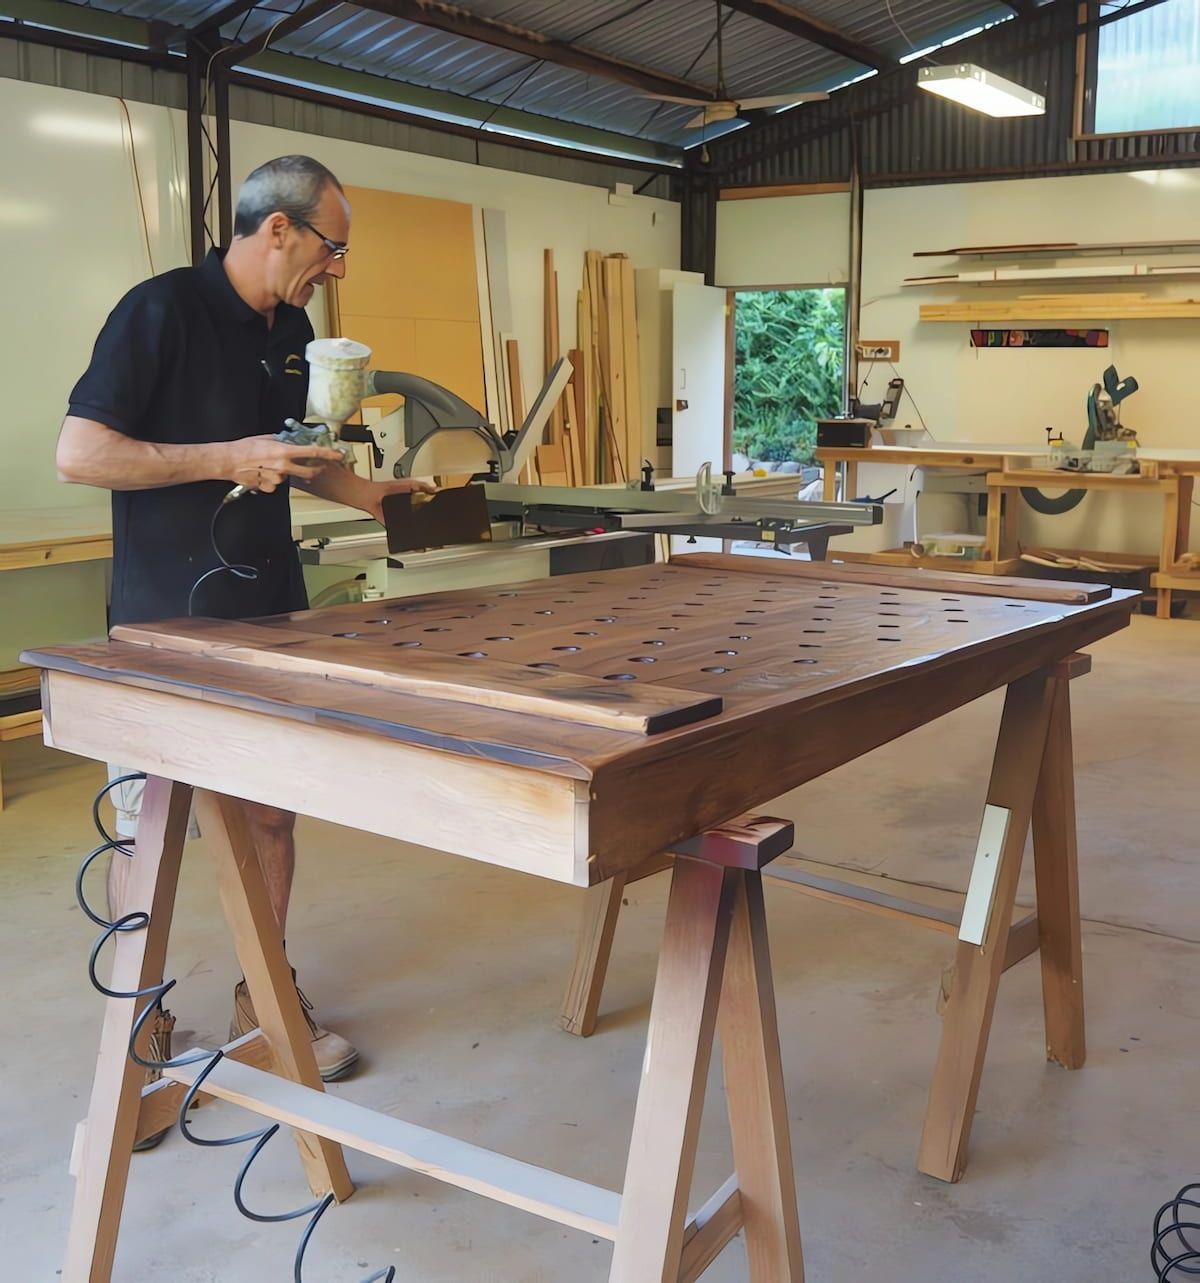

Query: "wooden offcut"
left=921, top=297, right=1200, bottom=322
left=110, top=619, right=723, bottom=736
left=543, top=248, right=564, bottom=446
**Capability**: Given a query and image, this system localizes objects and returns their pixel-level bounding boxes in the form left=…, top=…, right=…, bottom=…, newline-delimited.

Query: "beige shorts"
left=106, top=765, right=201, bottom=841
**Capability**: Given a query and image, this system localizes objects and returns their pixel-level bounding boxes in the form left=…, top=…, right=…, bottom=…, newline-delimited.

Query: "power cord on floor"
left=76, top=774, right=393, bottom=1282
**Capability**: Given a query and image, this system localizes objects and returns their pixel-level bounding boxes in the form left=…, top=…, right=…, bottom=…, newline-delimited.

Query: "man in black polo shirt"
left=57, top=155, right=433, bottom=1103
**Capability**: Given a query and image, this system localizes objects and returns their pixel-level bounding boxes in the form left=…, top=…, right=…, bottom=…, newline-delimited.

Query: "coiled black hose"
left=77, top=773, right=394, bottom=1282
left=1153, top=1184, right=1200, bottom=1280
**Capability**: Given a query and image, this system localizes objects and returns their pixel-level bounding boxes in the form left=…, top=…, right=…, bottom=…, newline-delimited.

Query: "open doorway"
left=731, top=287, right=846, bottom=471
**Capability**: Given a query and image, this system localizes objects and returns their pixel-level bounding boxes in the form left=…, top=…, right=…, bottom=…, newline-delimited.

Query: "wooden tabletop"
left=0, top=505, right=114, bottom=573
left=24, top=555, right=1137, bottom=885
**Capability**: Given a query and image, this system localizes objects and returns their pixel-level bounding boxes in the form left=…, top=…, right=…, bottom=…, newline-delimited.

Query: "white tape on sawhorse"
left=958, top=804, right=1012, bottom=946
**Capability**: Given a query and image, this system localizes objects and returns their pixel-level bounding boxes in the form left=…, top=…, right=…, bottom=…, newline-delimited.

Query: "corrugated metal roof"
left=710, top=1, right=1200, bottom=189
left=52, top=0, right=1034, bottom=148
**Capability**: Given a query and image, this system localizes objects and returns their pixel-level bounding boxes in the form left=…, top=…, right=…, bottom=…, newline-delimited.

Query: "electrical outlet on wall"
left=855, top=340, right=901, bottom=361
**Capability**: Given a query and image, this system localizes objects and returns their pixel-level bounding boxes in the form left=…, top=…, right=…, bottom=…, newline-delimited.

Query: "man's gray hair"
left=233, top=155, right=343, bottom=237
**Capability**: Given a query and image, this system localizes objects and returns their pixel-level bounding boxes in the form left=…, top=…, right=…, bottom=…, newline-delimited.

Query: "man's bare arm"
left=297, top=460, right=437, bottom=523
left=56, top=417, right=344, bottom=493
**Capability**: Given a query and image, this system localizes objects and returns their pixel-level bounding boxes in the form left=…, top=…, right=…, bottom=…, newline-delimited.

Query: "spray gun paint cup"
left=305, top=337, right=372, bottom=439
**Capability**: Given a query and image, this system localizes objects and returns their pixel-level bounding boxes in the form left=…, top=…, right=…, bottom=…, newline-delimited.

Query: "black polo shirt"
left=68, top=249, right=313, bottom=625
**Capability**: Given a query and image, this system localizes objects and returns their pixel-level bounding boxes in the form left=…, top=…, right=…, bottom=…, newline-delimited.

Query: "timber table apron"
left=23, top=555, right=1137, bottom=1282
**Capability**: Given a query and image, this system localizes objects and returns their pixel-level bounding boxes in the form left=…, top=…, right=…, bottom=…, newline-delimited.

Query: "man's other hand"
left=365, top=477, right=439, bottom=525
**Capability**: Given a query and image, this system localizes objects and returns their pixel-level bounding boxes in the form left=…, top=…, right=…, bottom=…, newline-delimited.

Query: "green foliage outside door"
left=732, top=288, right=846, bottom=465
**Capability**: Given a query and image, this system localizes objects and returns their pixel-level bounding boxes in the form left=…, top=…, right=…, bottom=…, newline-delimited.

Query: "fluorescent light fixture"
left=917, top=63, right=1045, bottom=117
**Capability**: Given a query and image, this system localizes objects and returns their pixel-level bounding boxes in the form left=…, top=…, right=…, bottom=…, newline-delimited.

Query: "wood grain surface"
left=25, top=558, right=1138, bottom=880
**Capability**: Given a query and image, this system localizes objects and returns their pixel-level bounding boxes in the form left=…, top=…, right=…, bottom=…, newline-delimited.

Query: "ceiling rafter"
left=210, top=0, right=343, bottom=67
left=351, top=0, right=716, bottom=100
left=190, top=0, right=264, bottom=38
left=719, top=0, right=899, bottom=71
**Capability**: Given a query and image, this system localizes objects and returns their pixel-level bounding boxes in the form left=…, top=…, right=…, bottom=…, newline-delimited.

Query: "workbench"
left=818, top=445, right=1200, bottom=614
left=23, top=555, right=1136, bottom=1281
left=816, top=444, right=1040, bottom=576
left=986, top=463, right=1196, bottom=618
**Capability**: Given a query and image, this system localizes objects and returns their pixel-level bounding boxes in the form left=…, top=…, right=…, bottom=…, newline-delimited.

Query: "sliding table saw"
left=298, top=475, right=883, bottom=598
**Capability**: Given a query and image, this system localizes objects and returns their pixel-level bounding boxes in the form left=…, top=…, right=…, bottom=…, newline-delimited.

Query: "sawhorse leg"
left=63, top=777, right=192, bottom=1283
left=1032, top=662, right=1086, bottom=1068
left=561, top=854, right=671, bottom=1037
left=917, top=667, right=1059, bottom=1182
left=611, top=817, right=801, bottom=1282
left=193, top=790, right=354, bottom=1201
left=64, top=784, right=354, bottom=1283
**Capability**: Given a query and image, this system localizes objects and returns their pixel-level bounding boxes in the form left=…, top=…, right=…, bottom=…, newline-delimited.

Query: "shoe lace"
left=294, top=984, right=320, bottom=1037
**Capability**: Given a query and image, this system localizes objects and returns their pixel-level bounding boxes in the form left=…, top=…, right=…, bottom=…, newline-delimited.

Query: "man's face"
left=272, top=182, right=351, bottom=308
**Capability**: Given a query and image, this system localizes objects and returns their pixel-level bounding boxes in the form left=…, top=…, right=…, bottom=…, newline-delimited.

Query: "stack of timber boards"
left=516, top=248, right=644, bottom=488
left=578, top=250, right=643, bottom=485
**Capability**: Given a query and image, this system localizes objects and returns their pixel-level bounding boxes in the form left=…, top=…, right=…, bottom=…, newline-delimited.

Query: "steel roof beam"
left=720, top=0, right=898, bottom=71
left=213, top=0, right=343, bottom=68
left=190, top=1, right=263, bottom=39
left=353, top=0, right=716, bottom=100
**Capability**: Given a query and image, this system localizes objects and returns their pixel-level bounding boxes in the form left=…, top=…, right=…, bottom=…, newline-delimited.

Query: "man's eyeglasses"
left=292, top=217, right=349, bottom=260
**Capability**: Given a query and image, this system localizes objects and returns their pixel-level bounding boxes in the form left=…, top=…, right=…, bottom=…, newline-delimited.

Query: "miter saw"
left=1043, top=364, right=1140, bottom=474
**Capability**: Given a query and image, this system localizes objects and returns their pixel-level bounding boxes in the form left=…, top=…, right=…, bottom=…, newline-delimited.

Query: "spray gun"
left=222, top=337, right=370, bottom=504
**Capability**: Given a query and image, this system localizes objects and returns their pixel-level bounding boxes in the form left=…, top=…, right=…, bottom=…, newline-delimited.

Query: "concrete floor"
left=1, top=611, right=1196, bottom=1282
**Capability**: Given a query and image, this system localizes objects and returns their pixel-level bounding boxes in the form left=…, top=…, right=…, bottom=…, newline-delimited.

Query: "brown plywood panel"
left=341, top=315, right=486, bottom=415
left=339, top=186, right=480, bottom=323
left=412, top=319, right=487, bottom=411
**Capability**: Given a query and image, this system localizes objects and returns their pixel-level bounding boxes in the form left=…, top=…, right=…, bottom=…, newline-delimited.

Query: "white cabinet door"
left=671, top=282, right=728, bottom=553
